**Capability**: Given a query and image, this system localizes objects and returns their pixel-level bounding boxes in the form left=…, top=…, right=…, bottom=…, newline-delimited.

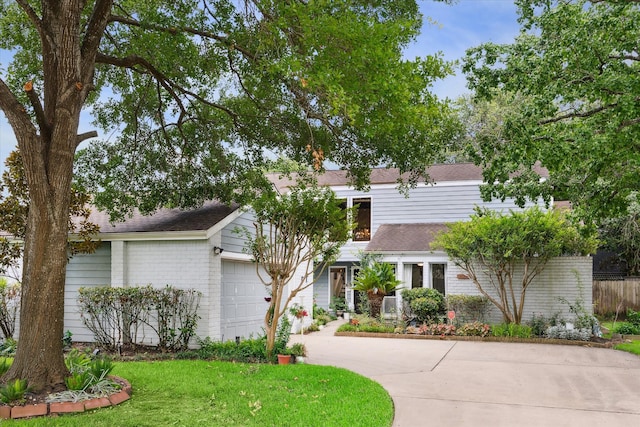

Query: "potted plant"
left=277, top=350, right=292, bottom=365
left=288, top=343, right=307, bottom=364
left=330, top=297, right=347, bottom=318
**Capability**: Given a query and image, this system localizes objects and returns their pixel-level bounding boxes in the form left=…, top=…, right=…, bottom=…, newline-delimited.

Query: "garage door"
left=221, top=260, right=267, bottom=342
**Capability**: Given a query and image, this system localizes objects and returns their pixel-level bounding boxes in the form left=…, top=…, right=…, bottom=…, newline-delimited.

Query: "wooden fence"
left=593, top=279, right=640, bottom=317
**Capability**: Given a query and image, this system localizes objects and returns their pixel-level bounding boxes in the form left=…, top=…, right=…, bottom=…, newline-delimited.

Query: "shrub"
left=626, top=309, right=640, bottom=326
left=545, top=326, right=591, bottom=341
left=614, top=323, right=640, bottom=335
left=0, top=379, right=30, bottom=404
left=492, top=323, right=532, bottom=338
left=314, top=314, right=332, bottom=326
left=529, top=313, right=552, bottom=337
left=420, top=323, right=456, bottom=336
left=306, top=323, right=320, bottom=332
left=197, top=336, right=269, bottom=363
left=456, top=321, right=491, bottom=337
left=336, top=320, right=394, bottom=334
left=288, top=343, right=307, bottom=357
left=446, top=295, right=491, bottom=324
left=0, top=358, right=11, bottom=377
left=401, top=288, right=445, bottom=324
left=78, top=285, right=201, bottom=351
left=0, top=338, right=16, bottom=356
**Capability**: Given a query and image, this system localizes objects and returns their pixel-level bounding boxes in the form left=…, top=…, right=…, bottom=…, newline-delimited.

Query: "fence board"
left=593, top=279, right=640, bottom=316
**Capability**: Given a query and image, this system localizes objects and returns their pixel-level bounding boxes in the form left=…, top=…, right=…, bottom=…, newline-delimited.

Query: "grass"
left=3, top=360, right=393, bottom=426
left=600, top=321, right=640, bottom=357
left=614, top=340, right=640, bottom=356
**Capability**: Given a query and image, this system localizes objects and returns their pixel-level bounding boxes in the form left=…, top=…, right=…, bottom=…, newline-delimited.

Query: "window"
left=353, top=197, right=371, bottom=241
left=431, top=263, right=446, bottom=295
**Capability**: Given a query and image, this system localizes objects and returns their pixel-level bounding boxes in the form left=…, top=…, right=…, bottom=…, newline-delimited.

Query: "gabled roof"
left=270, top=162, right=549, bottom=192
left=366, top=223, right=449, bottom=252
left=88, top=201, right=241, bottom=234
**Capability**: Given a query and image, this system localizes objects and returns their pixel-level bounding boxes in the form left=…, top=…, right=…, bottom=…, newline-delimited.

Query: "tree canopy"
left=462, top=0, right=640, bottom=225
left=432, top=207, right=597, bottom=324
left=65, top=0, right=459, bottom=220
left=0, top=0, right=458, bottom=390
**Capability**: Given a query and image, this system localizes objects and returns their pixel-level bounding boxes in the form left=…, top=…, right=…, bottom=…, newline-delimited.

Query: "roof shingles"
left=365, top=223, right=449, bottom=252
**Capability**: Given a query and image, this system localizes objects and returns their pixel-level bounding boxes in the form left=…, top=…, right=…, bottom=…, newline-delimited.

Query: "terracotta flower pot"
left=277, top=354, right=291, bottom=365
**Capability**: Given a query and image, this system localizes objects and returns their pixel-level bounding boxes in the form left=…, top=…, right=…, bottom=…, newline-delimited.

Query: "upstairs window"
left=353, top=197, right=371, bottom=241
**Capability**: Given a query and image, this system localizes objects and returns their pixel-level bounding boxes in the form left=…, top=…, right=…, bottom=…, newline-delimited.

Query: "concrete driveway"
left=290, top=321, right=640, bottom=427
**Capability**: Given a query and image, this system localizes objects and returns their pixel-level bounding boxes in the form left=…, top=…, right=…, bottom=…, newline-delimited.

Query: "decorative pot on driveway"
left=277, top=354, right=291, bottom=365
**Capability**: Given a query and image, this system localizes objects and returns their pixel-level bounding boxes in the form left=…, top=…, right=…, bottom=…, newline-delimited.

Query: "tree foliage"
left=0, top=0, right=458, bottom=390
left=240, top=180, right=352, bottom=357
left=599, top=192, right=640, bottom=276
left=67, top=0, right=460, bottom=220
left=432, top=207, right=597, bottom=324
left=462, top=0, right=640, bottom=225
left=0, top=151, right=99, bottom=277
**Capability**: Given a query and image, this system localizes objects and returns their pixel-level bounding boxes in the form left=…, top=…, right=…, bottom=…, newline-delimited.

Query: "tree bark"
left=368, top=292, right=385, bottom=319
left=4, top=191, right=71, bottom=391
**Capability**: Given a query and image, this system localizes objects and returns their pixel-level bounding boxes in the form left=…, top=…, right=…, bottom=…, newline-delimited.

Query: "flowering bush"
left=456, top=321, right=491, bottom=337
left=419, top=323, right=456, bottom=336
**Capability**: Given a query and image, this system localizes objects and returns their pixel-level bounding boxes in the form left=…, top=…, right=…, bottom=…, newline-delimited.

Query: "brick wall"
left=446, top=256, right=593, bottom=324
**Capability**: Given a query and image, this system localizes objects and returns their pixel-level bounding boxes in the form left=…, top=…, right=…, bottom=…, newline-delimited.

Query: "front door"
left=329, top=266, right=346, bottom=306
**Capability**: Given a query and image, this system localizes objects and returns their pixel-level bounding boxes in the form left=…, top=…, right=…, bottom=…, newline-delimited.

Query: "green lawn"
left=5, top=360, right=393, bottom=426
left=615, top=341, right=640, bottom=356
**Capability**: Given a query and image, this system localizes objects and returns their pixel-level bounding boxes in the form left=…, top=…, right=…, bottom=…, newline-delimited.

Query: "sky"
left=0, top=0, right=522, bottom=170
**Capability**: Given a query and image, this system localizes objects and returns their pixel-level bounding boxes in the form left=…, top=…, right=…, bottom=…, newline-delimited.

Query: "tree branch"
left=15, top=0, right=42, bottom=33
left=81, top=0, right=115, bottom=83
left=539, top=103, right=615, bottom=125
left=76, top=131, right=98, bottom=146
left=95, top=52, right=240, bottom=126
left=107, top=14, right=256, bottom=60
left=23, top=81, right=50, bottom=141
left=0, top=79, right=37, bottom=141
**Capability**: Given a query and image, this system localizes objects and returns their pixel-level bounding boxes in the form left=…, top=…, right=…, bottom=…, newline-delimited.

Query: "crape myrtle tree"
left=240, top=179, right=352, bottom=358
left=0, top=0, right=459, bottom=390
left=462, top=0, right=640, bottom=226
left=432, top=207, right=597, bottom=324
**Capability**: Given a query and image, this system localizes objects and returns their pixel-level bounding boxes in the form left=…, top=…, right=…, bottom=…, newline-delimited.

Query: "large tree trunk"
left=4, top=194, right=72, bottom=392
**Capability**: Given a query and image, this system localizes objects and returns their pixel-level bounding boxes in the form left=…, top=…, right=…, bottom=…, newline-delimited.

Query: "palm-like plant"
left=352, top=261, right=401, bottom=318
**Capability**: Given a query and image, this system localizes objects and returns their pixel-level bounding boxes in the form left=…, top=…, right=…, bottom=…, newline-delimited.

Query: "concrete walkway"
left=290, top=320, right=640, bottom=427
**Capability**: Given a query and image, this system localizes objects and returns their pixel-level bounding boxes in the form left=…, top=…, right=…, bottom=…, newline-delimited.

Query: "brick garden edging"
left=0, top=376, right=132, bottom=420
left=335, top=331, right=615, bottom=348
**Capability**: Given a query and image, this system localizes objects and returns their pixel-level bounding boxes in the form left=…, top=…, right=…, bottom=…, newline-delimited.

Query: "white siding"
left=334, top=181, right=541, bottom=257
left=221, top=210, right=255, bottom=254
left=64, top=243, right=112, bottom=342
